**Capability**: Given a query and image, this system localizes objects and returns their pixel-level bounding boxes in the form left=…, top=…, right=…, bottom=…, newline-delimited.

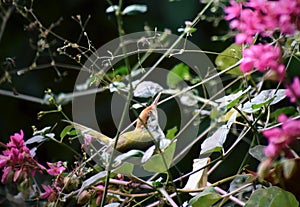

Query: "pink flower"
left=46, top=161, right=66, bottom=176
left=41, top=184, right=56, bottom=201
left=7, top=130, right=24, bottom=148
left=225, top=0, right=242, bottom=20
left=84, top=134, right=92, bottom=146
left=286, top=77, right=300, bottom=103
left=263, top=114, right=300, bottom=157
left=225, top=0, right=300, bottom=44
left=1, top=166, right=12, bottom=183
left=95, top=185, right=104, bottom=206
left=0, top=130, right=45, bottom=183
left=240, top=44, right=285, bottom=79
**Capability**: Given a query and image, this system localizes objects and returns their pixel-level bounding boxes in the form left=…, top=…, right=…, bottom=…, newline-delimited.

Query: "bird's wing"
left=64, top=120, right=112, bottom=145
left=116, top=130, right=154, bottom=152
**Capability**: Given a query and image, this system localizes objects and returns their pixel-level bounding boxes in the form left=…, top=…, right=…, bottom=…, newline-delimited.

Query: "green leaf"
left=215, top=43, right=243, bottom=76
left=245, top=186, right=299, bottom=207
left=215, top=86, right=251, bottom=110
left=189, top=187, right=222, bottom=207
left=107, top=66, right=128, bottom=80
left=249, top=145, right=266, bottom=161
left=167, top=63, right=191, bottom=88
left=270, top=107, right=297, bottom=119
left=60, top=125, right=74, bottom=139
left=242, top=89, right=286, bottom=113
left=113, top=162, right=134, bottom=176
left=143, top=141, right=176, bottom=173
left=122, top=5, right=147, bottom=15
left=166, top=126, right=178, bottom=139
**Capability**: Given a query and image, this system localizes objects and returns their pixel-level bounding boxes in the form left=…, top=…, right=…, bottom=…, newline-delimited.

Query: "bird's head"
left=136, top=93, right=160, bottom=130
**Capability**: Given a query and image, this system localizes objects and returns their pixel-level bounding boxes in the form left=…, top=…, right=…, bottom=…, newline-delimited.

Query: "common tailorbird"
left=67, top=93, right=165, bottom=153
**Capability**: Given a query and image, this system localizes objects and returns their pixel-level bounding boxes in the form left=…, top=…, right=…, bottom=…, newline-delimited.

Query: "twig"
left=157, top=187, right=178, bottom=207
left=0, top=7, right=14, bottom=43
left=211, top=182, right=247, bottom=206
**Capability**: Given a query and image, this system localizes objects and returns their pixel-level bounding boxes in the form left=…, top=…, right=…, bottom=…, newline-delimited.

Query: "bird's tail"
left=63, top=120, right=112, bottom=146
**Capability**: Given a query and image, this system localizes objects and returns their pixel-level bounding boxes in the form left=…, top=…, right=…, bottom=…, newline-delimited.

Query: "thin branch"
left=0, top=6, right=14, bottom=43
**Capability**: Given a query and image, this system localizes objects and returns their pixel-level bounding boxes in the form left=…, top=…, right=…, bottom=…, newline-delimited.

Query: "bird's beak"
left=151, top=92, right=161, bottom=107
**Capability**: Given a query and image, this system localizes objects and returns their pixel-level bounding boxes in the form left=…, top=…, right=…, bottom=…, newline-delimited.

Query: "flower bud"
left=77, top=190, right=92, bottom=205
left=257, top=157, right=273, bottom=180
left=63, top=175, right=80, bottom=192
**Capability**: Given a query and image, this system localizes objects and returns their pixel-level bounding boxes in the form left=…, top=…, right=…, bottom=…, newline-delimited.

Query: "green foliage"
left=215, top=43, right=243, bottom=75
left=143, top=141, right=176, bottom=173
left=241, top=89, right=286, bottom=113
left=189, top=187, right=222, bottom=207
left=113, top=162, right=134, bottom=175
left=167, top=63, right=191, bottom=88
left=166, top=126, right=178, bottom=139
left=244, top=186, right=299, bottom=207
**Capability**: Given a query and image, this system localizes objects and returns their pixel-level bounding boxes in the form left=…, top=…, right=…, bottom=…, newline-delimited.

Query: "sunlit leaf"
left=244, top=186, right=298, bottom=207
left=30, top=147, right=37, bottom=157
left=104, top=203, right=121, bottom=207
left=159, top=138, right=171, bottom=149
left=201, top=111, right=237, bottom=155
left=106, top=5, right=119, bottom=13
left=122, top=5, right=147, bottom=15
left=141, top=145, right=155, bottom=163
left=109, top=82, right=126, bottom=93
left=215, top=43, right=243, bottom=76
left=113, top=150, right=144, bottom=166
left=242, top=89, right=286, bottom=113
left=25, top=135, right=47, bottom=145
left=133, top=81, right=163, bottom=98
left=143, top=141, right=176, bottom=173
left=167, top=63, right=191, bottom=88
left=183, top=158, right=210, bottom=196
left=33, top=126, right=51, bottom=136
left=189, top=187, right=222, bottom=207
left=215, top=86, right=251, bottom=109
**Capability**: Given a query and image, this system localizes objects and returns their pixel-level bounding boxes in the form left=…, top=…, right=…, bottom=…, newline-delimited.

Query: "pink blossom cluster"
left=0, top=130, right=45, bottom=183
left=46, top=161, right=66, bottom=176
left=41, top=184, right=61, bottom=202
left=286, top=77, right=300, bottom=103
left=40, top=161, right=66, bottom=202
left=225, top=0, right=300, bottom=44
left=263, top=114, right=300, bottom=158
left=240, top=44, right=285, bottom=78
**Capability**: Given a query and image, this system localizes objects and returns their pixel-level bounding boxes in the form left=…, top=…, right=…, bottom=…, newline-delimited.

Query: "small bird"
left=67, top=93, right=165, bottom=153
